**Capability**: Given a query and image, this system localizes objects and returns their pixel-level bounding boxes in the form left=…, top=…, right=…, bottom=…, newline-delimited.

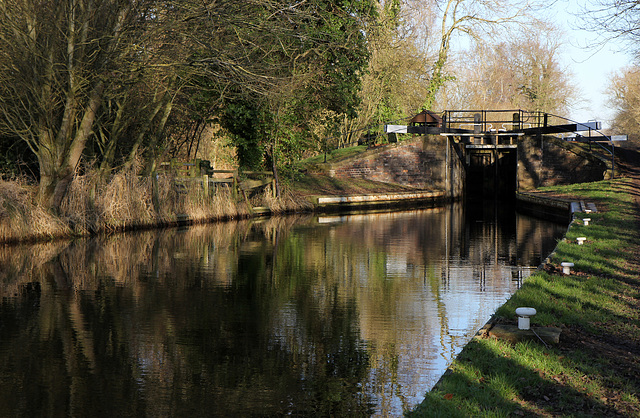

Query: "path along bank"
left=410, top=165, right=640, bottom=416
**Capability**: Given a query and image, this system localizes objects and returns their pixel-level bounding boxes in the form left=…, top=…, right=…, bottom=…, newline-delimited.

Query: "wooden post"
left=232, top=170, right=238, bottom=200
left=151, top=171, right=160, bottom=212
left=203, top=174, right=209, bottom=197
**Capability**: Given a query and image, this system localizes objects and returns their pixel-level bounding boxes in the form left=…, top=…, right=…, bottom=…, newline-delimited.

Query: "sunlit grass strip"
left=411, top=177, right=640, bottom=417
left=301, top=145, right=368, bottom=165
left=541, top=179, right=639, bottom=278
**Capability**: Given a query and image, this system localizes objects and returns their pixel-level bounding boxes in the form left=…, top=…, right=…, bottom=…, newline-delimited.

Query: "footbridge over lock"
left=369, top=109, right=614, bottom=199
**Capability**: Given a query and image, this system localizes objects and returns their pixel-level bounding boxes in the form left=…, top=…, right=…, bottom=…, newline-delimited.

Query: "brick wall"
left=330, top=137, right=449, bottom=190
left=323, top=134, right=604, bottom=197
left=517, top=136, right=608, bottom=189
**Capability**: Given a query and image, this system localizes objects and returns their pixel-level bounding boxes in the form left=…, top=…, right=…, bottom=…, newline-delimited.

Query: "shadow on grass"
left=409, top=338, right=625, bottom=417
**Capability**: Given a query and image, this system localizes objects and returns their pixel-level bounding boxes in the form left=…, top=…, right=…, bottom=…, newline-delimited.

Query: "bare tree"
left=608, top=66, right=640, bottom=147
left=400, top=0, right=537, bottom=110
left=0, top=0, right=152, bottom=211
left=583, top=0, right=640, bottom=53
left=0, top=0, right=375, bottom=211
left=450, top=24, right=577, bottom=114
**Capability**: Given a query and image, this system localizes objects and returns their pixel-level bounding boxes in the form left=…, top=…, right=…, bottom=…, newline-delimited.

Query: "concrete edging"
left=308, top=190, right=448, bottom=212
left=515, top=192, right=573, bottom=223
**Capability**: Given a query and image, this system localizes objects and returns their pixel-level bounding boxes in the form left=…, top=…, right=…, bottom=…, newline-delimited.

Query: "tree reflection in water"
left=0, top=204, right=566, bottom=416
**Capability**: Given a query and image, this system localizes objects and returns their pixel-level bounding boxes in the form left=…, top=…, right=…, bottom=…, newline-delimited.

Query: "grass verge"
left=0, top=169, right=275, bottom=243
left=411, top=177, right=640, bottom=417
left=290, top=174, right=420, bottom=197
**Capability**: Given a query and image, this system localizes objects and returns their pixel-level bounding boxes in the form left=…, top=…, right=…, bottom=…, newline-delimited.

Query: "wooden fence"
left=157, top=159, right=275, bottom=199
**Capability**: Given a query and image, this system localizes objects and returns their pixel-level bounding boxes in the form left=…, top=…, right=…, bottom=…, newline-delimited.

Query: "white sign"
left=575, top=121, right=601, bottom=131
left=611, top=135, right=628, bottom=141
left=384, top=125, right=408, bottom=134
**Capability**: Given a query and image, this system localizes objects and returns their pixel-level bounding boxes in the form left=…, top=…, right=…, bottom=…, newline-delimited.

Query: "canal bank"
left=411, top=169, right=640, bottom=417
left=0, top=174, right=440, bottom=245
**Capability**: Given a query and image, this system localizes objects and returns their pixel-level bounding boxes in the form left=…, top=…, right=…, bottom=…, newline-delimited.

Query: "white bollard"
left=583, top=218, right=591, bottom=226
left=561, top=262, right=574, bottom=275
left=515, top=307, right=537, bottom=330
left=576, top=237, right=587, bottom=245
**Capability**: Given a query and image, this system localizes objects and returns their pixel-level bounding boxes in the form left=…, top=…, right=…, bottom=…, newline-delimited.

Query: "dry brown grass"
left=0, top=179, right=70, bottom=242
left=174, top=182, right=250, bottom=222
left=95, top=169, right=156, bottom=230
left=260, top=186, right=314, bottom=214
left=59, top=171, right=101, bottom=233
left=1, top=167, right=304, bottom=243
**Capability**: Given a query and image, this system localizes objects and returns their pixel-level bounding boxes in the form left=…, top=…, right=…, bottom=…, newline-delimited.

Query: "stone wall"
left=517, top=136, right=609, bottom=190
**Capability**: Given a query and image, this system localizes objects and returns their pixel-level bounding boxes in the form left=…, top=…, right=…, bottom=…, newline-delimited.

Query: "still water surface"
left=0, top=202, right=566, bottom=416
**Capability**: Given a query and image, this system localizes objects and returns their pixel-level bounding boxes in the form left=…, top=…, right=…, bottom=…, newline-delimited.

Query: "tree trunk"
left=122, top=84, right=175, bottom=174
left=36, top=81, right=105, bottom=212
left=271, top=142, right=281, bottom=198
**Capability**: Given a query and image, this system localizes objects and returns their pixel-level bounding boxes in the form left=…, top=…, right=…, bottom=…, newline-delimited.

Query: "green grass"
left=301, top=145, right=368, bottom=165
left=410, top=177, right=640, bottom=417
left=541, top=179, right=640, bottom=279
left=414, top=339, right=596, bottom=417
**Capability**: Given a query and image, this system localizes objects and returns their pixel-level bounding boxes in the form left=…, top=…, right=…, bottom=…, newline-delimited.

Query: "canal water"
left=0, top=201, right=566, bottom=416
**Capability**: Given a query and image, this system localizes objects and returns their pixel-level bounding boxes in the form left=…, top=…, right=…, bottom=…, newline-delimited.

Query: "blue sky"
left=553, top=1, right=634, bottom=127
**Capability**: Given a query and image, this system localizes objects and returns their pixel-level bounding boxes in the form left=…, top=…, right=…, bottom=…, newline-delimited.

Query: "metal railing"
left=441, top=109, right=559, bottom=133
